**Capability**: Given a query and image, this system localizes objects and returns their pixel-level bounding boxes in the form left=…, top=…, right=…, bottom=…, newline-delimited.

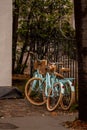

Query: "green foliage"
left=17, top=0, right=74, bottom=41
left=13, top=0, right=75, bottom=74
left=69, top=103, right=78, bottom=112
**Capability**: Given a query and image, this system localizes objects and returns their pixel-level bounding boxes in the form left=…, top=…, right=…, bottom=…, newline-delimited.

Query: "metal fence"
left=25, top=38, right=78, bottom=82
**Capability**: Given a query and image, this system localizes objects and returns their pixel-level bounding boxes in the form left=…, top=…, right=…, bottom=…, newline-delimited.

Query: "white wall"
left=0, top=0, right=12, bottom=86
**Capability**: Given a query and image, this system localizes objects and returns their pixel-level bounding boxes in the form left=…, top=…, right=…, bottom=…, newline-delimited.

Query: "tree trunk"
left=12, top=0, right=19, bottom=74
left=15, top=11, right=32, bottom=74
left=74, top=0, right=87, bottom=121
left=21, top=51, right=30, bottom=74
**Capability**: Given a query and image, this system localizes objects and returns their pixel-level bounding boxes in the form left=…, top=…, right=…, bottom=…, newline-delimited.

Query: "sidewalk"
left=0, top=114, right=78, bottom=130
left=0, top=99, right=78, bottom=130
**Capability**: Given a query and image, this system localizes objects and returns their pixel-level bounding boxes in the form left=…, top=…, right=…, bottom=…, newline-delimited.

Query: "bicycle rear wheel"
left=46, top=82, right=63, bottom=111
left=60, top=82, right=75, bottom=110
left=25, top=77, right=46, bottom=106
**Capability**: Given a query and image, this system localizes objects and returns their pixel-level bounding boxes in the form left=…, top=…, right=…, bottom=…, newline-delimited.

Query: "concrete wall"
left=0, top=0, right=12, bottom=86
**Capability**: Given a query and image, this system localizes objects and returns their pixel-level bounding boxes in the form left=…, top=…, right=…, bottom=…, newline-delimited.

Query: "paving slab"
left=0, top=113, right=78, bottom=130
left=0, top=99, right=78, bottom=130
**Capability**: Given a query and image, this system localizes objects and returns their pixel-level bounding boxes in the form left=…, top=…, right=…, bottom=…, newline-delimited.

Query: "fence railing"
left=24, top=38, right=78, bottom=82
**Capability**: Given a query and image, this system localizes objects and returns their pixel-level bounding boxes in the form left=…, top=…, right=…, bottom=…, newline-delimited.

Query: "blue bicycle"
left=25, top=59, right=63, bottom=111
left=25, top=52, right=75, bottom=111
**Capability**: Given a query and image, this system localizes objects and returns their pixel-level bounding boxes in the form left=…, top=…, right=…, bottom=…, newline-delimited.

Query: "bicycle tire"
left=25, top=77, right=46, bottom=106
left=46, top=82, right=63, bottom=111
left=60, top=82, right=75, bottom=110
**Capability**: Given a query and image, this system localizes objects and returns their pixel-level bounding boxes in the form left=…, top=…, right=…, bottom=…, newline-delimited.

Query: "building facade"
left=0, top=0, right=12, bottom=86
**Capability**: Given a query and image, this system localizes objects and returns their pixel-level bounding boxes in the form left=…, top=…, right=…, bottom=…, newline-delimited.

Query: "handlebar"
left=29, top=51, right=70, bottom=73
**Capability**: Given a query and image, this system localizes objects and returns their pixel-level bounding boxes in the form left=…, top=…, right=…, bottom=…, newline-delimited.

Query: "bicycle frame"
left=32, top=68, right=75, bottom=97
left=58, top=78, right=75, bottom=93
left=32, top=69, right=60, bottom=97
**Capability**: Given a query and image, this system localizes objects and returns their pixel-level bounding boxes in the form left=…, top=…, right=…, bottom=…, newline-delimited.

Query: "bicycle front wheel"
left=60, top=82, right=75, bottom=110
left=46, top=82, right=63, bottom=111
left=25, top=77, right=46, bottom=106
